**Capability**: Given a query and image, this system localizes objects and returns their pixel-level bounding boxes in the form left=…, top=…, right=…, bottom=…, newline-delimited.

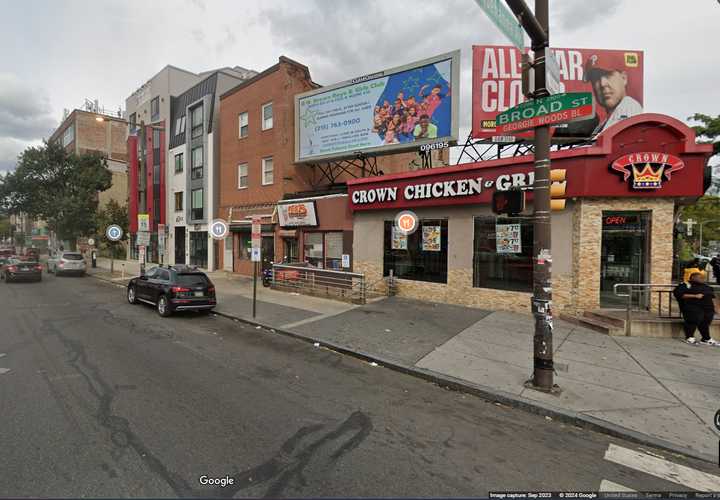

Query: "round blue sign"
left=106, top=224, right=123, bottom=242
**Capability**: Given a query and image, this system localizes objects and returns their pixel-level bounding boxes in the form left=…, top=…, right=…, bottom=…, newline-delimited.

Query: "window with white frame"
left=238, top=112, right=248, bottom=138
left=261, top=102, right=273, bottom=130
left=238, top=163, right=248, bottom=189
left=262, top=157, right=273, bottom=185
left=175, top=115, right=186, bottom=136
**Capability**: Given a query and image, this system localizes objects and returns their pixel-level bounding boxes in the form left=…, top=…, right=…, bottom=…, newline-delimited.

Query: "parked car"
left=4, top=258, right=42, bottom=282
left=127, top=265, right=216, bottom=317
left=47, top=251, right=86, bottom=276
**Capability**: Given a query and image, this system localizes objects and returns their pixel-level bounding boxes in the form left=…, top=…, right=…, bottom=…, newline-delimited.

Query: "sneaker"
left=686, top=337, right=698, bottom=345
left=700, top=338, right=720, bottom=346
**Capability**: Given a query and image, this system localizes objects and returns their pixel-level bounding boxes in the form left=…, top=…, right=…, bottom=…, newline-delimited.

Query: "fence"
left=270, top=264, right=387, bottom=304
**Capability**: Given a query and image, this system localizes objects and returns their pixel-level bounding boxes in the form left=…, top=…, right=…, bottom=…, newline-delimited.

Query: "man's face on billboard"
left=592, top=70, right=628, bottom=110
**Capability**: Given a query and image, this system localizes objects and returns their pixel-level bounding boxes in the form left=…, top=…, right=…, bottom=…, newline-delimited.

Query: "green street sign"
left=475, top=0, right=524, bottom=50
left=496, top=92, right=595, bottom=134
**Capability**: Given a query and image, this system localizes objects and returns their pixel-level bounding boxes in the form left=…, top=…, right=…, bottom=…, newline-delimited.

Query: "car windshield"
left=62, top=253, right=83, bottom=260
left=175, top=273, right=209, bottom=287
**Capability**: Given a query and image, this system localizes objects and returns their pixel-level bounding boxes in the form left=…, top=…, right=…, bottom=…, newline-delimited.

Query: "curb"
left=213, top=309, right=716, bottom=465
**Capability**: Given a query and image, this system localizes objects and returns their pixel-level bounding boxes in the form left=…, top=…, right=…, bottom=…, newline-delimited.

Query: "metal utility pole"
left=505, top=0, right=556, bottom=391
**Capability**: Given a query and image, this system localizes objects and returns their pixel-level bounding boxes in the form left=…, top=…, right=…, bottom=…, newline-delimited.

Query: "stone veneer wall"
left=571, top=197, right=675, bottom=313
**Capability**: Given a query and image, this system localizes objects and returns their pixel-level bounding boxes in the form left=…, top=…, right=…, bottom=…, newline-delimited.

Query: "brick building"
left=218, top=56, right=426, bottom=276
left=49, top=108, right=128, bottom=209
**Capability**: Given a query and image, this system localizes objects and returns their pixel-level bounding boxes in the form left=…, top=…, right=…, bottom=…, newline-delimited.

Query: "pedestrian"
left=673, top=272, right=720, bottom=346
left=710, top=254, right=720, bottom=285
left=682, top=258, right=706, bottom=283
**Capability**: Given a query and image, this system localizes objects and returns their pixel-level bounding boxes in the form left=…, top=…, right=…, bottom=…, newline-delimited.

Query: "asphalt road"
left=0, top=271, right=718, bottom=498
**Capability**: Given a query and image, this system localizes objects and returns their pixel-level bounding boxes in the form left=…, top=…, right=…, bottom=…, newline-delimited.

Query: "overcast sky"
left=1, top=0, right=719, bottom=173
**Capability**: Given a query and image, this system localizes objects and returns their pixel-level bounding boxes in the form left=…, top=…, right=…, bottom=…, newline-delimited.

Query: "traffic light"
left=492, top=189, right=525, bottom=216
left=550, top=169, right=567, bottom=211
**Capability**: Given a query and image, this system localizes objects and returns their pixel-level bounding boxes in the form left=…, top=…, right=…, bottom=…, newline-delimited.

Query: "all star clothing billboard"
left=295, top=51, right=460, bottom=162
left=471, top=45, right=644, bottom=140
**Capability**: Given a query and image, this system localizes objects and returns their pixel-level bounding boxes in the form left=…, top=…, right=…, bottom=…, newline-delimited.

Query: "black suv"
left=127, top=265, right=216, bottom=317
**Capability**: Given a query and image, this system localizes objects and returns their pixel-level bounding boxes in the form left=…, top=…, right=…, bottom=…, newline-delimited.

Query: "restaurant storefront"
left=348, top=114, right=713, bottom=315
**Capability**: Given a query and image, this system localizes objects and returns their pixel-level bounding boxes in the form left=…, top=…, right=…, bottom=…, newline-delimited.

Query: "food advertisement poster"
left=391, top=226, right=408, bottom=250
left=422, top=225, right=441, bottom=252
left=496, top=223, right=521, bottom=253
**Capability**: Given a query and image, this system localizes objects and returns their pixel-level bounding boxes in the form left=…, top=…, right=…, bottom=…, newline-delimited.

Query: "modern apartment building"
left=166, top=69, right=256, bottom=270
left=49, top=108, right=128, bottom=209
left=218, top=56, right=421, bottom=276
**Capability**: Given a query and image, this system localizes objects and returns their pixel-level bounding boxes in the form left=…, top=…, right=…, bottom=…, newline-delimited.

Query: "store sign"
left=610, top=152, right=684, bottom=190
left=277, top=201, right=318, bottom=228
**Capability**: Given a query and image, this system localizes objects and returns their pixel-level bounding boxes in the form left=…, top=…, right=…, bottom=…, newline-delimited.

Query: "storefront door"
left=600, top=212, right=650, bottom=308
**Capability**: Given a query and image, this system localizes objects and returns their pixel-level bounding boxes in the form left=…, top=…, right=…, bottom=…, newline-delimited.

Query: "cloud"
left=191, top=29, right=205, bottom=44
left=0, top=73, right=57, bottom=141
left=188, top=0, right=205, bottom=11
left=215, top=26, right=237, bottom=54
left=552, top=0, right=623, bottom=33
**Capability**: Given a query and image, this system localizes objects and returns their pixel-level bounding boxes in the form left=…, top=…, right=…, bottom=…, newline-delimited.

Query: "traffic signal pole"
left=506, top=0, right=556, bottom=392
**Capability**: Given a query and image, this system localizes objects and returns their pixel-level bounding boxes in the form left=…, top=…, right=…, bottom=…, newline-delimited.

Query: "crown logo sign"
left=631, top=163, right=664, bottom=189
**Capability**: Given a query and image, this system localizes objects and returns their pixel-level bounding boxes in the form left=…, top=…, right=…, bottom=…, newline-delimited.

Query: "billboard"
left=471, top=45, right=644, bottom=140
left=295, top=51, right=460, bottom=163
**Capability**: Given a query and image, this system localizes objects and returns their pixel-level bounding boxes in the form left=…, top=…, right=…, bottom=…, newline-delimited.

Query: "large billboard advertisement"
left=471, top=45, right=644, bottom=140
left=295, top=51, right=460, bottom=163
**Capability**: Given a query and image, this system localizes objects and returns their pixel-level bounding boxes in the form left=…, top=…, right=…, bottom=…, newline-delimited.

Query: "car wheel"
left=127, top=286, right=137, bottom=305
left=157, top=295, right=171, bottom=317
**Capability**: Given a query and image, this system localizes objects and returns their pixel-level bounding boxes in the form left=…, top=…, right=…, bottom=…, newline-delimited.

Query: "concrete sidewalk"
left=89, top=258, right=720, bottom=463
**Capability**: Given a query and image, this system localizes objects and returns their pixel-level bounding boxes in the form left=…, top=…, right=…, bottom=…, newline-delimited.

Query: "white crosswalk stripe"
left=599, top=479, right=635, bottom=492
left=604, top=443, right=720, bottom=492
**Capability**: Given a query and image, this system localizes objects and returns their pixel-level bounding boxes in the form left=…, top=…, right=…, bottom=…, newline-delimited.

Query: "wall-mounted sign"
left=394, top=210, right=419, bottom=236
left=419, top=141, right=450, bottom=153
left=210, top=219, right=229, bottom=240
left=277, top=201, right=318, bottom=228
left=610, top=152, right=684, bottom=190
left=342, top=254, right=350, bottom=269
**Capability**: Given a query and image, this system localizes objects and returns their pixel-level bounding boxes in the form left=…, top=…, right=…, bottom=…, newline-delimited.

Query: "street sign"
left=342, top=254, right=350, bottom=269
left=475, top=0, right=523, bottom=49
left=136, top=231, right=150, bottom=246
left=158, top=224, right=166, bottom=257
left=210, top=219, right=229, bottom=240
left=251, top=247, right=261, bottom=262
left=106, top=225, right=123, bottom=242
left=87, top=238, right=95, bottom=247
left=251, top=216, right=261, bottom=246
left=138, top=245, right=146, bottom=263
left=496, top=92, right=594, bottom=134
left=138, top=214, right=149, bottom=232
left=544, top=47, right=562, bottom=95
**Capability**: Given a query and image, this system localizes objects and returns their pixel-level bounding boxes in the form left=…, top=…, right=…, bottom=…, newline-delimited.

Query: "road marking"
left=0, top=368, right=10, bottom=375
left=604, top=443, right=720, bottom=491
left=599, top=479, right=635, bottom=492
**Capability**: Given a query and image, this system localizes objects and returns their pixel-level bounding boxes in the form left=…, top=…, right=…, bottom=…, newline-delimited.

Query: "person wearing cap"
left=584, top=53, right=642, bottom=135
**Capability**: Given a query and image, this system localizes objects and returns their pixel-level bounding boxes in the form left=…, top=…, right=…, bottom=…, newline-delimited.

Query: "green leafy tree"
left=95, top=199, right=129, bottom=259
left=689, top=113, right=720, bottom=195
left=0, top=141, right=112, bottom=248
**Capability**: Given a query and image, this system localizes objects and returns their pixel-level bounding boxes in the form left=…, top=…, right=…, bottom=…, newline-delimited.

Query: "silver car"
left=47, top=251, right=87, bottom=276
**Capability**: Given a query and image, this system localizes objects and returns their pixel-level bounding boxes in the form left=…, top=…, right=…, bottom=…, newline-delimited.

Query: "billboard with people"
left=471, top=45, right=644, bottom=140
left=295, top=51, right=460, bottom=162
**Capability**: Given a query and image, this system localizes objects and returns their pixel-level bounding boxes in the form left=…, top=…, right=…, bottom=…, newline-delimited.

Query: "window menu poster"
left=422, top=225, right=441, bottom=252
left=391, top=226, right=408, bottom=250
left=496, top=223, right=521, bottom=254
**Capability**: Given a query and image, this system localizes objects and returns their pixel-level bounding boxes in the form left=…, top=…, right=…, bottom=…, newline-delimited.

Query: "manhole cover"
left=670, top=352, right=689, bottom=358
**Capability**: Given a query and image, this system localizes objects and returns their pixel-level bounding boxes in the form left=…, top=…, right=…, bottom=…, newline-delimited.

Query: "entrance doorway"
left=600, top=211, right=650, bottom=308
left=261, top=236, right=275, bottom=273
left=189, top=231, right=208, bottom=268
left=174, top=226, right=186, bottom=265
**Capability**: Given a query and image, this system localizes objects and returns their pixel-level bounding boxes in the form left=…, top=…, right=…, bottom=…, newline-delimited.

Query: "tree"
left=96, top=199, right=129, bottom=259
left=688, top=113, right=720, bottom=195
left=0, top=141, right=112, bottom=248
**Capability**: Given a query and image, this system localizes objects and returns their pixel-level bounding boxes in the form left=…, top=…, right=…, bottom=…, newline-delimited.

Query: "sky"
left=1, top=0, right=719, bottom=173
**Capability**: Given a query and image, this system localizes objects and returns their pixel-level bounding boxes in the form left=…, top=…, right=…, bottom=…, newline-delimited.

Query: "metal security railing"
left=271, top=264, right=377, bottom=304
left=613, top=283, right=720, bottom=335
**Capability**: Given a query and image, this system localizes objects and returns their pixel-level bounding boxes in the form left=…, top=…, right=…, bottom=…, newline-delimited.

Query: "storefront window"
left=283, top=238, right=298, bottom=263
left=237, top=233, right=251, bottom=260
left=383, top=219, right=448, bottom=284
left=325, top=232, right=343, bottom=270
left=303, top=232, right=324, bottom=268
left=473, top=216, right=533, bottom=292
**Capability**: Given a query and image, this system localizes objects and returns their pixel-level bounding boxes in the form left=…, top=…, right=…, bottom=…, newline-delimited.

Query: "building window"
left=262, top=157, right=273, bottom=185
left=472, top=216, right=533, bottom=293
left=237, top=234, right=251, bottom=260
left=61, top=125, right=74, bottom=147
left=175, top=115, right=186, bottom=136
left=261, top=102, right=273, bottom=130
left=191, top=146, right=203, bottom=180
left=174, top=152, right=184, bottom=173
left=324, top=232, right=344, bottom=270
left=383, top=219, right=448, bottom=284
left=238, top=112, right=249, bottom=138
left=129, top=113, right=136, bottom=130
left=152, top=128, right=161, bottom=165
left=191, top=104, right=203, bottom=139
left=191, top=188, right=203, bottom=220
left=303, top=232, right=324, bottom=268
left=174, top=192, right=183, bottom=211
left=238, top=163, right=248, bottom=189
left=150, top=97, right=160, bottom=121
